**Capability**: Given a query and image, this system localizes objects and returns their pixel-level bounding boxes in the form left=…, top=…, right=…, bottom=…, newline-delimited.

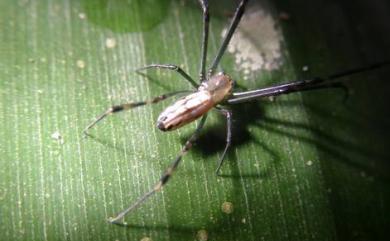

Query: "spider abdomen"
left=157, top=90, right=214, bottom=131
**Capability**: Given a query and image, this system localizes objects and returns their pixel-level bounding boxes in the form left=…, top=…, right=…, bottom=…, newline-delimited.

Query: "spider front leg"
left=108, top=115, right=208, bottom=225
left=137, top=64, right=198, bottom=88
left=209, top=0, right=248, bottom=75
left=299, top=82, right=349, bottom=102
left=215, top=107, right=233, bottom=175
left=198, top=0, right=209, bottom=82
left=83, top=90, right=190, bottom=135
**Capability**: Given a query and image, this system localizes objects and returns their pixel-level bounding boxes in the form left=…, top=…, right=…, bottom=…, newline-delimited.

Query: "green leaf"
left=1, top=0, right=389, bottom=241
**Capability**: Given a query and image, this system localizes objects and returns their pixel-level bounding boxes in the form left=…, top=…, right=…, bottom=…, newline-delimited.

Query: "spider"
left=83, top=0, right=388, bottom=224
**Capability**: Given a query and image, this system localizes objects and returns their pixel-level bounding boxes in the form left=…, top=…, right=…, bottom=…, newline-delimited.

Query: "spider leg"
left=83, top=91, right=191, bottom=135
left=108, top=115, right=208, bottom=225
left=215, top=107, right=232, bottom=175
left=208, top=0, right=249, bottom=76
left=227, top=78, right=342, bottom=104
left=228, top=60, right=390, bottom=104
left=198, top=0, right=209, bottom=82
left=298, top=82, right=349, bottom=102
left=137, top=64, right=198, bottom=88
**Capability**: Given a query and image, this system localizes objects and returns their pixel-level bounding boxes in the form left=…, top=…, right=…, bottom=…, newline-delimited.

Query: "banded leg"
left=227, top=78, right=346, bottom=104
left=83, top=91, right=190, bottom=134
left=228, top=61, right=390, bottom=104
left=108, top=115, right=208, bottom=224
left=137, top=64, right=198, bottom=88
left=198, top=0, right=210, bottom=82
left=208, top=0, right=249, bottom=76
left=215, top=108, right=233, bottom=175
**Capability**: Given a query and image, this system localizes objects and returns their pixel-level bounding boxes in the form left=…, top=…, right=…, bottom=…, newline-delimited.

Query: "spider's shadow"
left=180, top=91, right=390, bottom=181
left=260, top=99, right=390, bottom=181
left=181, top=100, right=281, bottom=179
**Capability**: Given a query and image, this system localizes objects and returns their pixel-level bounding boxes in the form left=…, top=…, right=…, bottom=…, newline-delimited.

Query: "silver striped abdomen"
left=157, top=90, right=214, bottom=131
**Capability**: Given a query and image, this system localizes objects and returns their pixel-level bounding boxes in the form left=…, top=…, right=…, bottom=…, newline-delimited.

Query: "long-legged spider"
left=83, top=0, right=388, bottom=224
